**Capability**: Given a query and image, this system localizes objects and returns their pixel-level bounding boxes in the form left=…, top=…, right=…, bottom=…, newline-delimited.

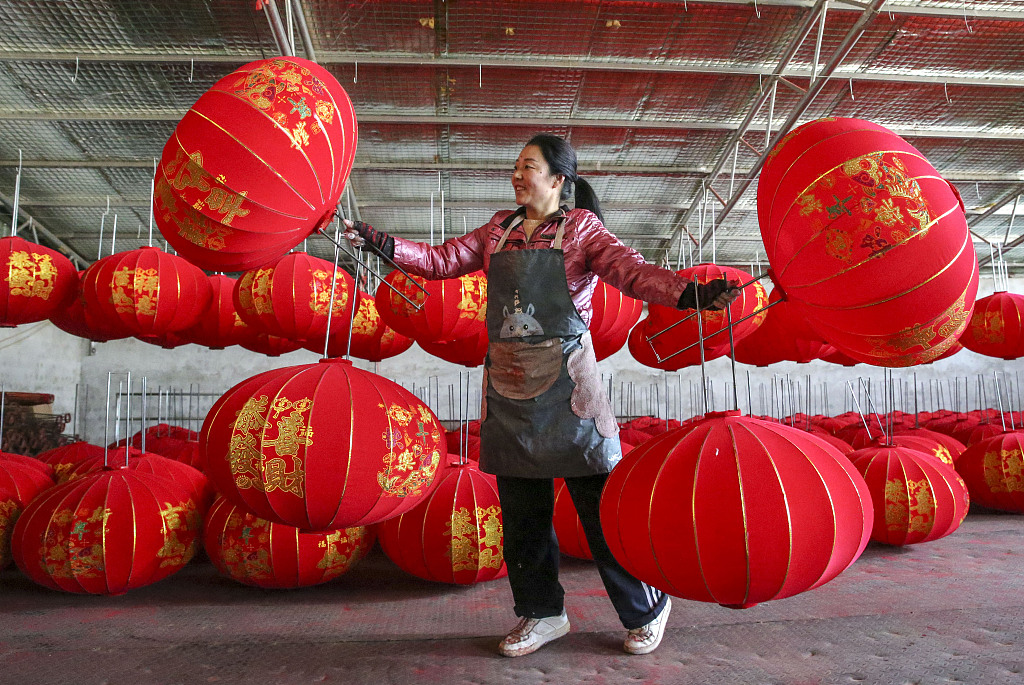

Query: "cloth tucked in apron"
left=479, top=215, right=621, bottom=478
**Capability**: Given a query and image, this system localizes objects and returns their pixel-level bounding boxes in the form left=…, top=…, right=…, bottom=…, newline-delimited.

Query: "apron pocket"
left=567, top=332, right=619, bottom=439
left=487, top=338, right=563, bottom=400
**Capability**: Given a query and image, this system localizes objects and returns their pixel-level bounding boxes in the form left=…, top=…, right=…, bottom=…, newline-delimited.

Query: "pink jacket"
left=392, top=208, right=689, bottom=327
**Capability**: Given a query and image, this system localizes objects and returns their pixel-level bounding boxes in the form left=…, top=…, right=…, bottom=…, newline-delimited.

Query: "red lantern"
left=376, top=271, right=486, bottom=343
left=590, top=280, right=642, bottom=361
left=1, top=454, right=56, bottom=568
left=0, top=236, right=77, bottom=327
left=156, top=57, right=356, bottom=271
left=181, top=274, right=249, bottom=349
left=234, top=252, right=355, bottom=342
left=11, top=469, right=200, bottom=594
left=627, top=317, right=729, bottom=371
left=647, top=264, right=767, bottom=360
left=81, top=247, right=213, bottom=337
left=956, top=432, right=1024, bottom=512
left=378, top=461, right=506, bottom=585
left=37, top=442, right=106, bottom=482
left=600, top=411, right=871, bottom=608
left=552, top=478, right=591, bottom=560
left=418, top=328, right=489, bottom=367
left=239, top=331, right=303, bottom=357
left=304, top=291, right=414, bottom=361
left=896, top=428, right=965, bottom=465
left=202, top=359, right=447, bottom=530
left=203, top=495, right=374, bottom=588
left=732, top=291, right=832, bottom=366
left=137, top=329, right=192, bottom=350
left=847, top=445, right=969, bottom=545
left=49, top=271, right=130, bottom=342
left=959, top=291, right=1024, bottom=359
left=760, top=118, right=978, bottom=367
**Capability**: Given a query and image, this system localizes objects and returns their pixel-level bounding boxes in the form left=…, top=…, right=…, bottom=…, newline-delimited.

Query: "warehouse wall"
left=1, top=274, right=1023, bottom=446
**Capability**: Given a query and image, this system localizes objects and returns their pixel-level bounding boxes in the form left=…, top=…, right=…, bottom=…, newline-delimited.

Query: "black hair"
left=525, top=133, right=605, bottom=223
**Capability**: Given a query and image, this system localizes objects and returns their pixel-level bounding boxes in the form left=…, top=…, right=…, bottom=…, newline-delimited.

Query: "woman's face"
left=512, top=144, right=562, bottom=209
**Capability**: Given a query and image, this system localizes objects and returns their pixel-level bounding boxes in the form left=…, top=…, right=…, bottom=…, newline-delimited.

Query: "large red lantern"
left=956, top=432, right=1024, bottom=512
left=760, top=118, right=978, bottom=367
left=49, top=271, right=130, bottom=342
left=847, top=445, right=969, bottom=545
left=0, top=236, right=77, bottom=327
left=11, top=469, right=200, bottom=594
left=155, top=57, right=356, bottom=271
left=377, top=461, right=506, bottom=585
left=959, top=291, right=1024, bottom=359
left=646, top=264, right=767, bottom=360
left=181, top=274, right=249, bottom=349
left=203, top=495, right=374, bottom=588
left=202, top=359, right=447, bottom=530
left=81, top=247, right=213, bottom=337
left=552, top=478, right=591, bottom=560
left=1, top=454, right=56, bottom=568
left=234, top=252, right=355, bottom=342
left=600, top=411, right=872, bottom=608
left=376, top=270, right=486, bottom=343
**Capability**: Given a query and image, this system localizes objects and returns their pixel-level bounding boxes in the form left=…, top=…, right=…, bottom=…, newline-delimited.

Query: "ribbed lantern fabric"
left=0, top=236, right=77, bottom=327
left=303, top=291, right=414, bottom=361
left=0, top=454, right=56, bottom=568
left=11, top=469, right=200, bottom=594
left=627, top=317, right=729, bottom=371
left=202, top=359, right=447, bottom=530
left=49, top=271, right=130, bottom=342
left=234, top=252, right=355, bottom=342
left=847, top=445, right=969, bottom=545
left=646, top=264, right=767, bottom=361
left=81, top=247, right=213, bottom=337
left=732, top=291, right=833, bottom=366
left=759, top=118, right=978, bottom=367
left=377, top=461, right=506, bottom=585
left=375, top=270, right=486, bottom=343
left=590, top=280, right=642, bottom=361
left=896, top=428, right=966, bottom=465
left=600, top=411, right=872, bottom=608
left=956, top=432, right=1024, bottom=513
left=181, top=274, right=249, bottom=349
left=959, top=291, right=1024, bottom=360
left=203, top=495, right=374, bottom=588
left=418, top=328, right=489, bottom=367
left=37, top=442, right=106, bottom=482
left=552, top=478, right=592, bottom=560
left=155, top=57, right=356, bottom=271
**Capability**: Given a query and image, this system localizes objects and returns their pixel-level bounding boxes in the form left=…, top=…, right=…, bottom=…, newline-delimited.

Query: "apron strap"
left=495, top=214, right=568, bottom=253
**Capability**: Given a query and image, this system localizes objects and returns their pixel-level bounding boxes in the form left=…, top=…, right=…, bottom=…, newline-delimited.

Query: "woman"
left=345, top=133, right=737, bottom=657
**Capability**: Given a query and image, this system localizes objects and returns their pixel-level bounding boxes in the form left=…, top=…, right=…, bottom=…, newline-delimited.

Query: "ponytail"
left=573, top=176, right=604, bottom=224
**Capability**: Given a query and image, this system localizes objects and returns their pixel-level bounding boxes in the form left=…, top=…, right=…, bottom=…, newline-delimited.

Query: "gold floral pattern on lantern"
left=6, top=251, right=59, bottom=300
left=156, top=501, right=200, bottom=568
left=377, top=403, right=441, bottom=497
left=448, top=504, right=504, bottom=571
left=0, top=500, right=18, bottom=565
left=316, top=527, right=369, bottom=579
left=983, top=447, right=1024, bottom=494
left=309, top=269, right=350, bottom=315
left=230, top=59, right=331, bottom=150
left=229, top=395, right=312, bottom=497
left=976, top=311, right=1006, bottom=344
left=109, top=266, right=159, bottom=316
left=41, top=505, right=110, bottom=581
left=884, top=478, right=935, bottom=536
left=155, top=178, right=232, bottom=250
left=457, top=274, right=488, bottom=322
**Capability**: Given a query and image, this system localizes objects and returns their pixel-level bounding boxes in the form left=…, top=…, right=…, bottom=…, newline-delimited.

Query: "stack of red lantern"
left=589, top=280, right=643, bottom=361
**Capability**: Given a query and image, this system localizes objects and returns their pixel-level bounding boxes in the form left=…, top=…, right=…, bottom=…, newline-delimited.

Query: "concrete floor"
left=1, top=510, right=1022, bottom=685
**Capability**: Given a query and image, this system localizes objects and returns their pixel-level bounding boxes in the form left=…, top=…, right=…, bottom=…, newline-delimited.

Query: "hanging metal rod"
left=0, top=190, right=89, bottom=266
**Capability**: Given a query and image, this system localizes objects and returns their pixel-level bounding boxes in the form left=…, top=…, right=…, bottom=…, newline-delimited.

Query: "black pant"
left=496, top=473, right=668, bottom=630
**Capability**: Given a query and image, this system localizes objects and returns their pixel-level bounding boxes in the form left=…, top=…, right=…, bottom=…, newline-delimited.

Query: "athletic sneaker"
left=623, top=597, right=672, bottom=655
left=498, top=611, right=570, bottom=657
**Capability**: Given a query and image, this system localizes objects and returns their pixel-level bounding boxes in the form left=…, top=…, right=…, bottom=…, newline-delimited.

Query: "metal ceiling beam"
left=4, top=51, right=1024, bottom=89
left=0, top=190, right=90, bottom=267
left=4, top=110, right=1024, bottom=141
left=1, top=159, right=1020, bottom=183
